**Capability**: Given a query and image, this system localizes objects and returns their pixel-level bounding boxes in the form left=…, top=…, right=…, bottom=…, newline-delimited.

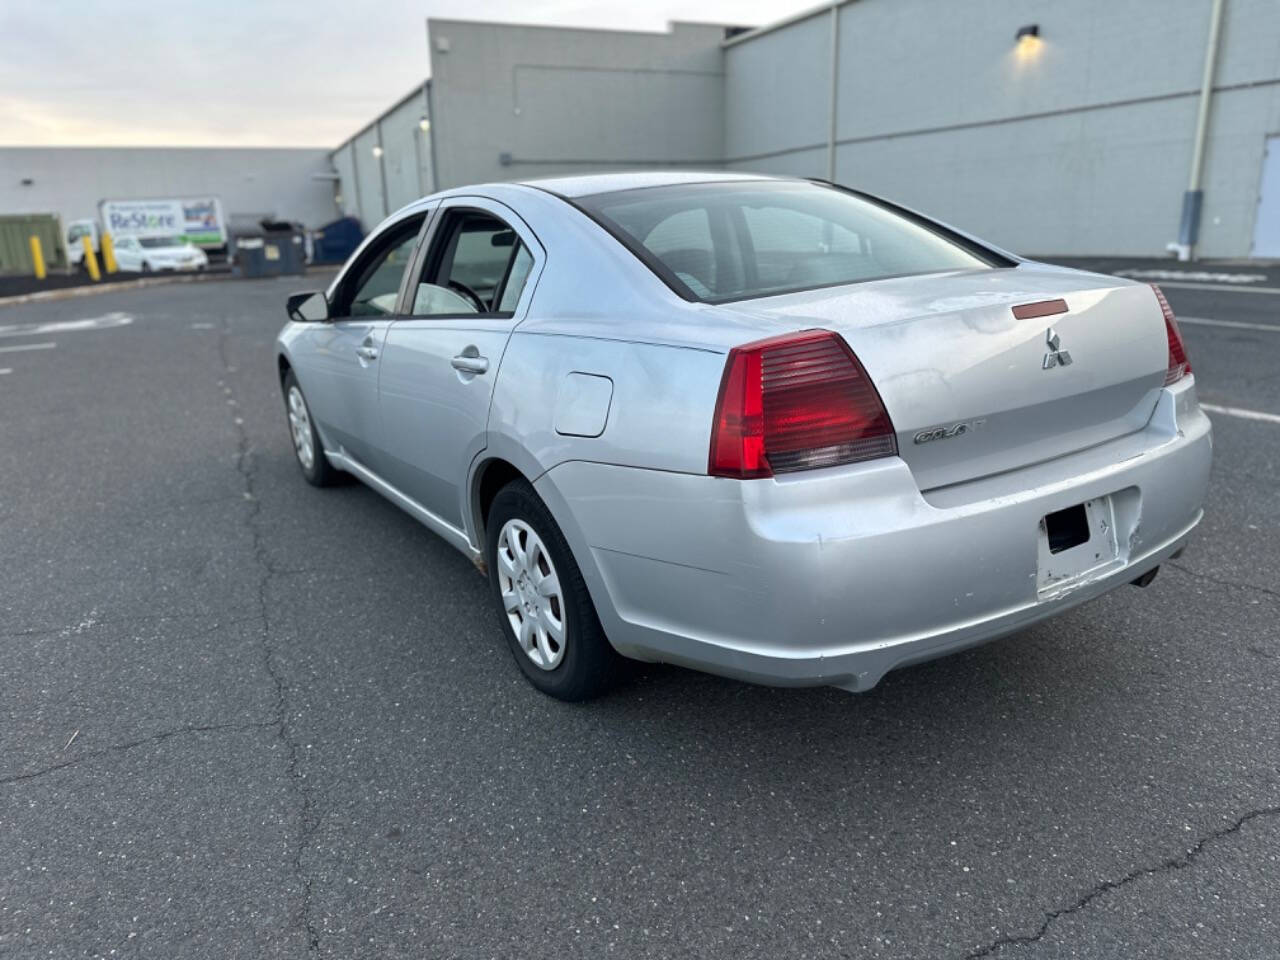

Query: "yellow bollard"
left=81, top=234, right=101, bottom=282
left=29, top=235, right=46, bottom=280
left=100, top=233, right=118, bottom=274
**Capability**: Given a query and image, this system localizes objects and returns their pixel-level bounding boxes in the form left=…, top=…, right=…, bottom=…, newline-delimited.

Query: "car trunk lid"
left=721, top=266, right=1170, bottom=491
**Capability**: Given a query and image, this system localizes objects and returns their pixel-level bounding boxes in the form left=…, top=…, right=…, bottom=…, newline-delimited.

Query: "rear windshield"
left=575, top=180, right=1000, bottom=303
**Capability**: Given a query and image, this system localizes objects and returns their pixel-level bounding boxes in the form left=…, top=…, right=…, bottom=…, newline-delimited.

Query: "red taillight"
left=1151, top=284, right=1191, bottom=386
left=709, top=329, right=897, bottom=479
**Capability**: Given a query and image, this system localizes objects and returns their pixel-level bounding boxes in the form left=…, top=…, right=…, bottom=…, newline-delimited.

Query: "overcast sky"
left=0, top=0, right=809, bottom=148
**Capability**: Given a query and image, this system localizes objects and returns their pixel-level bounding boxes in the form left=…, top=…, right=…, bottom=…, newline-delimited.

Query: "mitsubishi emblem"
left=1042, top=327, right=1073, bottom=369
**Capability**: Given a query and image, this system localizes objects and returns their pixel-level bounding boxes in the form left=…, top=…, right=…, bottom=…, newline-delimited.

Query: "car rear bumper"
left=537, top=379, right=1212, bottom=691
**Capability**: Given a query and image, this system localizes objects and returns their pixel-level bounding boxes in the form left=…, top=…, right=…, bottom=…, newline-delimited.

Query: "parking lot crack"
left=217, top=319, right=322, bottom=955
left=0, top=612, right=262, bottom=643
left=961, top=803, right=1280, bottom=958
left=1166, top=561, right=1280, bottom=602
left=0, top=720, right=277, bottom=787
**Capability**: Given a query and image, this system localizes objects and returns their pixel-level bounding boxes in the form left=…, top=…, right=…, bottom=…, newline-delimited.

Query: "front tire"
left=282, top=370, right=339, bottom=487
left=486, top=480, right=621, bottom=701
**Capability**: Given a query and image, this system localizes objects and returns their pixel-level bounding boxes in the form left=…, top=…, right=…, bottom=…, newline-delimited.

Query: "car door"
left=376, top=197, right=543, bottom=528
left=291, top=210, right=431, bottom=471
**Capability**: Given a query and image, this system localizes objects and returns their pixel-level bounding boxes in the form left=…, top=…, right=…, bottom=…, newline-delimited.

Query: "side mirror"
left=286, top=290, right=329, bottom=322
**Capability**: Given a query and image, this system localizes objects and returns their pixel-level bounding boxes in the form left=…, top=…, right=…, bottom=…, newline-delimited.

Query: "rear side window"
left=575, top=180, right=1001, bottom=303
left=411, top=210, right=535, bottom=317
left=498, top=245, right=534, bottom=312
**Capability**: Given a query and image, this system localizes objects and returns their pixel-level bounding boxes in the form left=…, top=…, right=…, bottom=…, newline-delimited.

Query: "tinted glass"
left=412, top=210, right=534, bottom=317
left=498, top=244, right=534, bottom=312
left=577, top=180, right=995, bottom=302
left=346, top=230, right=419, bottom=317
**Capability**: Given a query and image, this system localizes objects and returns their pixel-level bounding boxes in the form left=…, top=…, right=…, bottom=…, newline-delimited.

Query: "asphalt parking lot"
left=1, top=264, right=1277, bottom=959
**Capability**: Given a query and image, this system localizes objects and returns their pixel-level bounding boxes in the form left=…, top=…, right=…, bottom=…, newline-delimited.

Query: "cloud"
left=0, top=0, right=793, bottom=146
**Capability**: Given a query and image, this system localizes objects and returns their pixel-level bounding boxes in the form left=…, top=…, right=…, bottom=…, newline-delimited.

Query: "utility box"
left=0, top=214, right=68, bottom=275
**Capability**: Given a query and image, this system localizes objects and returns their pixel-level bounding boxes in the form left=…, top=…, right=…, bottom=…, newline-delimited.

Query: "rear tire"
left=486, top=480, right=621, bottom=701
left=282, top=370, right=339, bottom=487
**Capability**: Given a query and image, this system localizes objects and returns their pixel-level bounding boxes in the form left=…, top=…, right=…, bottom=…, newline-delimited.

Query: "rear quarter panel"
left=486, top=330, right=726, bottom=478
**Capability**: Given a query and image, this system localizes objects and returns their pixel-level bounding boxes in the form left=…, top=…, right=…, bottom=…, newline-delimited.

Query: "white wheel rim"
left=287, top=385, right=315, bottom=470
left=496, top=518, right=566, bottom=670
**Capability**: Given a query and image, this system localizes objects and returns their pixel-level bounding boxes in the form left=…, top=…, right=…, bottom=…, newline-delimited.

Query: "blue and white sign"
left=100, top=197, right=226, bottom=246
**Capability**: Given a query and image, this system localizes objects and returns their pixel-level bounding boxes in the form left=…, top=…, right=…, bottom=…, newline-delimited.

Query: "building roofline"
left=332, top=81, right=430, bottom=154
left=721, top=0, right=860, bottom=48
left=426, top=16, right=739, bottom=40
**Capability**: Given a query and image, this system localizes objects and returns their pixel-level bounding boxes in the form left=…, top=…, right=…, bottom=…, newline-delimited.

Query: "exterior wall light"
left=372, top=145, right=384, bottom=158
left=1014, top=24, right=1043, bottom=60
left=419, top=117, right=431, bottom=132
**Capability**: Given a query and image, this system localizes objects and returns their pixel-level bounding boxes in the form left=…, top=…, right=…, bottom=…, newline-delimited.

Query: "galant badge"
left=913, top=418, right=987, bottom=445
left=1042, top=327, right=1073, bottom=369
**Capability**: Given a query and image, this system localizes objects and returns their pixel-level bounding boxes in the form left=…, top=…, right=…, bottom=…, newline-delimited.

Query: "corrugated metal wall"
left=724, top=0, right=1280, bottom=258
left=380, top=91, right=432, bottom=215
left=0, top=214, right=66, bottom=275
left=330, top=2, right=1280, bottom=257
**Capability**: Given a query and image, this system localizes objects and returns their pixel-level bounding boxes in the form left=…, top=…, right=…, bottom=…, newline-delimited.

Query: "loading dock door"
left=1253, top=135, right=1280, bottom=258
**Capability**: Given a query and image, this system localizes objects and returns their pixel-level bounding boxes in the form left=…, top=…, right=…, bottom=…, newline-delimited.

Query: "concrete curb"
left=0, top=266, right=334, bottom=309
left=0, top=271, right=232, bottom=308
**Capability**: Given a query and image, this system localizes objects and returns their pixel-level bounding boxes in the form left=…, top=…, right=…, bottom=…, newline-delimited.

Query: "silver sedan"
left=275, top=172, right=1211, bottom=700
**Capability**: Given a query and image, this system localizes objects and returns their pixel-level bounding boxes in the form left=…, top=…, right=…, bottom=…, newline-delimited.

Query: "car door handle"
left=356, top=345, right=378, bottom=361
left=450, top=354, right=489, bottom=374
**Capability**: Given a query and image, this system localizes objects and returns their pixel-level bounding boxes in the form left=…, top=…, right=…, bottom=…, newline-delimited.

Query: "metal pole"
left=1175, top=0, right=1226, bottom=261
left=349, top=141, right=364, bottom=226
left=417, top=82, right=430, bottom=196
left=422, top=82, right=437, bottom=195
left=826, top=3, right=840, bottom=182
left=375, top=119, right=390, bottom=219
left=426, top=82, right=440, bottom=193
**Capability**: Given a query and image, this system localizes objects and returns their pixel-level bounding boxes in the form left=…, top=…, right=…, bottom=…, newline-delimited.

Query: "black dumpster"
left=230, top=233, right=269, bottom=279
left=259, top=220, right=307, bottom=276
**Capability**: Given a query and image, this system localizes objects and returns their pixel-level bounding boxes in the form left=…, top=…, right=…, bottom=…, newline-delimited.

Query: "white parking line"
left=0, top=341, right=56, bottom=354
left=0, top=368, right=11, bottom=375
left=1116, top=269, right=1269, bottom=285
left=1153, top=281, right=1280, bottom=295
left=0, top=312, right=132, bottom=339
left=1179, top=316, right=1280, bottom=333
left=1202, top=403, right=1280, bottom=425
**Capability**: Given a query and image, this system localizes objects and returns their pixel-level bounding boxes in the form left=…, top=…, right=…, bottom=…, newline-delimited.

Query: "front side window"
left=576, top=180, right=1000, bottom=303
left=411, top=210, right=534, bottom=317
left=336, top=219, right=422, bottom=318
